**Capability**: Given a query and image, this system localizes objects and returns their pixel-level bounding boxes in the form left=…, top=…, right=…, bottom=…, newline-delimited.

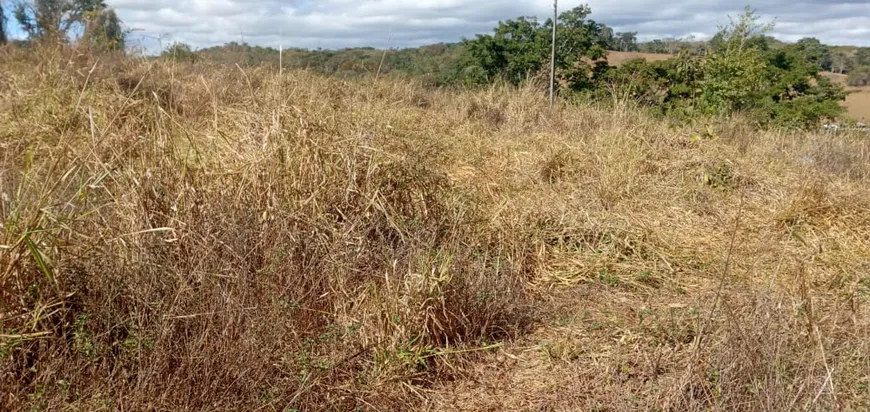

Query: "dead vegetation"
left=2, top=47, right=870, bottom=411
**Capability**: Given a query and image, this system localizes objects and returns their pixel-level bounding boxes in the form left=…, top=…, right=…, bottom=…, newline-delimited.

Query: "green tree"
left=614, top=32, right=638, bottom=52
left=848, top=66, right=870, bottom=87
left=699, top=8, right=772, bottom=113
left=760, top=46, right=844, bottom=128
left=598, top=24, right=615, bottom=49
left=643, top=39, right=669, bottom=54
left=14, top=0, right=106, bottom=40
left=700, top=8, right=844, bottom=127
left=1, top=2, right=8, bottom=44
left=599, top=51, right=703, bottom=117
left=603, top=8, right=844, bottom=129
left=791, top=37, right=831, bottom=71
left=547, top=5, right=610, bottom=91
left=856, top=48, right=870, bottom=67
left=83, top=7, right=125, bottom=52
left=162, top=42, right=197, bottom=63
left=455, top=16, right=549, bottom=85
left=452, top=4, right=609, bottom=91
left=829, top=50, right=852, bottom=74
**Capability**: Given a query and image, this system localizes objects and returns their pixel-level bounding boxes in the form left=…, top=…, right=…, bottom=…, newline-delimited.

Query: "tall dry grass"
left=2, top=47, right=870, bottom=410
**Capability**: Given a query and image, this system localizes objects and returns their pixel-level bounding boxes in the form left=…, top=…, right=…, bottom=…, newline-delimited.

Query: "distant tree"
left=1, top=2, right=8, bottom=44
left=640, top=39, right=669, bottom=54
left=451, top=4, right=609, bottom=90
left=608, top=7, right=844, bottom=129
left=699, top=8, right=772, bottom=113
left=829, top=50, right=852, bottom=74
left=452, top=17, right=542, bottom=85
left=162, top=42, right=197, bottom=63
left=13, top=0, right=107, bottom=41
left=614, top=32, right=638, bottom=52
left=703, top=9, right=844, bottom=128
left=847, top=66, right=870, bottom=87
left=856, top=48, right=870, bottom=67
left=639, top=36, right=710, bottom=55
left=82, top=7, right=125, bottom=52
left=791, top=37, right=831, bottom=71
left=598, top=24, right=615, bottom=49
left=547, top=5, right=610, bottom=91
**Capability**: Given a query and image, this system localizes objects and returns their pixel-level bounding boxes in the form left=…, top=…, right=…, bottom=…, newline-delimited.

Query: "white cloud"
left=107, top=0, right=870, bottom=51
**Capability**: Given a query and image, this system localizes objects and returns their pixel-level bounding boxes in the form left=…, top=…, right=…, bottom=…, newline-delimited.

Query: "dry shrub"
left=701, top=160, right=738, bottom=190
left=539, top=149, right=584, bottom=184
left=717, top=115, right=757, bottom=154
left=806, top=137, right=869, bottom=180
left=465, top=100, right=506, bottom=128
left=0, top=49, right=534, bottom=410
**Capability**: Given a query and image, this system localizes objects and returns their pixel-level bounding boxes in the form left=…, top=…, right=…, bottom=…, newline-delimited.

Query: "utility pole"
left=375, top=29, right=392, bottom=81
left=549, top=0, right=557, bottom=105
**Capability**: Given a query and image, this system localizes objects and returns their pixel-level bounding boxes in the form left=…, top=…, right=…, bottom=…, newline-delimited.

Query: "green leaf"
left=24, top=233, right=54, bottom=284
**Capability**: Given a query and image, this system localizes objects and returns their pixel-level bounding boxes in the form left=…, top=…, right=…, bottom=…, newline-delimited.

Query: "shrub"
left=847, top=66, right=870, bottom=87
left=162, top=42, right=197, bottom=63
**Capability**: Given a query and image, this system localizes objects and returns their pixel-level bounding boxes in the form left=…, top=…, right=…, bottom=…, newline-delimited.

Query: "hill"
left=2, top=48, right=870, bottom=410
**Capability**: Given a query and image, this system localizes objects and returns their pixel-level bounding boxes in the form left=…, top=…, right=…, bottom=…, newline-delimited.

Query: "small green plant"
left=702, top=161, right=736, bottom=189
left=598, top=267, right=619, bottom=287
left=0, top=336, right=22, bottom=362
left=73, top=314, right=95, bottom=360
left=636, top=270, right=651, bottom=282
left=638, top=308, right=654, bottom=324
left=690, top=124, right=719, bottom=142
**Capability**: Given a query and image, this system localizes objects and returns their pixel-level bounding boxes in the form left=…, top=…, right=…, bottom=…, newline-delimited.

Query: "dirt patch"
left=607, top=51, right=674, bottom=66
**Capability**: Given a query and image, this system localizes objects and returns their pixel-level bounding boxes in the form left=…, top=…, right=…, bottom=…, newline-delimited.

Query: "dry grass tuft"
left=2, top=47, right=870, bottom=410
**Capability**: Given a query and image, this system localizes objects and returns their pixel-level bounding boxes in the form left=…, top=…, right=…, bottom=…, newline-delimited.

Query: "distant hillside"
left=605, top=51, right=673, bottom=66
left=195, top=42, right=465, bottom=85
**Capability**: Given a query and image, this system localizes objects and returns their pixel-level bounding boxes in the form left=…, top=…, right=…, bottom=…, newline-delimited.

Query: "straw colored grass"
left=2, top=47, right=870, bottom=410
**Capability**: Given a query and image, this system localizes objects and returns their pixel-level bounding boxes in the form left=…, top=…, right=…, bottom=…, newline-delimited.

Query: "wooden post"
left=279, top=29, right=285, bottom=76
left=376, top=29, right=393, bottom=81
left=549, top=0, right=557, bottom=105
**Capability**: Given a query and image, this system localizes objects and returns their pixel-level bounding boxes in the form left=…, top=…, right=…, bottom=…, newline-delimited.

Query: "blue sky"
left=4, top=1, right=870, bottom=51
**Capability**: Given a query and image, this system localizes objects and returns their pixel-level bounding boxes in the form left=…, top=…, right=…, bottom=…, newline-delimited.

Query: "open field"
left=606, top=50, right=675, bottom=66
left=819, top=72, right=870, bottom=122
left=845, top=88, right=870, bottom=122
left=2, top=48, right=870, bottom=410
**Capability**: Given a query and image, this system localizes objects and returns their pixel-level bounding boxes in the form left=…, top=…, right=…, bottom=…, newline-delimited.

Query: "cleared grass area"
left=844, top=88, right=870, bottom=122
left=606, top=50, right=675, bottom=65
left=2, top=48, right=870, bottom=410
left=821, top=72, right=870, bottom=121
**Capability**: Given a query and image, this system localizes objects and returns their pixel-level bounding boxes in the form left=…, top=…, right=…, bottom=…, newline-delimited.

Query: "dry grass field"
left=819, top=72, right=869, bottom=122
left=606, top=50, right=675, bottom=66
left=2, top=47, right=870, bottom=410
left=844, top=88, right=870, bottom=122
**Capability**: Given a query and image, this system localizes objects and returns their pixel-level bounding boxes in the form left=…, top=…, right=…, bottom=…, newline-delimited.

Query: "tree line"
left=2, top=2, right=865, bottom=128
left=0, top=0, right=125, bottom=52
left=180, top=6, right=851, bottom=129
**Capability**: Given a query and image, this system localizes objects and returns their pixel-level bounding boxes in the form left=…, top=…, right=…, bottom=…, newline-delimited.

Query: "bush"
left=847, top=66, right=870, bottom=87
left=162, top=42, right=197, bottom=63
left=596, top=10, right=845, bottom=129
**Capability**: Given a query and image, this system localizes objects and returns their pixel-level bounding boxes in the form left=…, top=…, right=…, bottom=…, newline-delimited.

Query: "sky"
left=5, top=1, right=870, bottom=51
